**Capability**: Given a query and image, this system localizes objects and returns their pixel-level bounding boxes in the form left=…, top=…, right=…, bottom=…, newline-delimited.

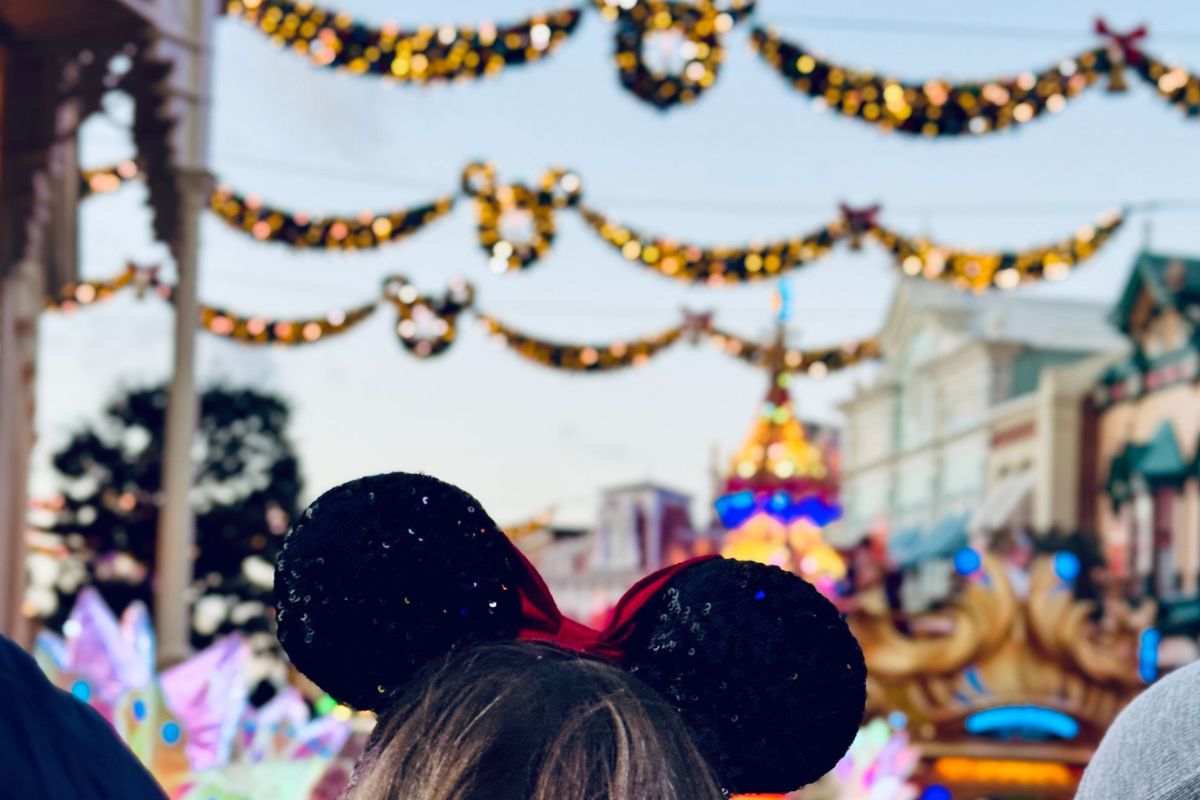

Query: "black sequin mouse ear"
left=621, top=558, right=867, bottom=795
left=274, top=473, right=527, bottom=711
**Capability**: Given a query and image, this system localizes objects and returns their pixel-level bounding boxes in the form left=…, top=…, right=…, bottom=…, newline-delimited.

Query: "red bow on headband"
left=512, top=550, right=719, bottom=663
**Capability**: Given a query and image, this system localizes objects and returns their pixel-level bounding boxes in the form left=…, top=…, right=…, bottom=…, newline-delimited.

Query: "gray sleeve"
left=1076, top=660, right=1200, bottom=800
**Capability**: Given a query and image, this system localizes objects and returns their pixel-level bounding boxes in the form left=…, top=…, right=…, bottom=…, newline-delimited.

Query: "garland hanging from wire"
left=750, top=19, right=1200, bottom=136
left=82, top=160, right=1127, bottom=290
left=49, top=265, right=379, bottom=344
left=44, top=268, right=879, bottom=375
left=576, top=204, right=848, bottom=284
left=477, top=313, right=687, bottom=372
left=223, top=3, right=1200, bottom=125
left=193, top=295, right=379, bottom=345
left=80, top=160, right=143, bottom=197
left=223, top=0, right=582, bottom=83
left=208, top=186, right=455, bottom=249
left=573, top=200, right=1125, bottom=288
left=707, top=325, right=881, bottom=377
left=871, top=208, right=1125, bottom=291
left=44, top=264, right=160, bottom=311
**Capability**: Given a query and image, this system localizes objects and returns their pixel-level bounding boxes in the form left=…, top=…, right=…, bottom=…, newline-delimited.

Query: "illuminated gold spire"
left=728, top=325, right=828, bottom=490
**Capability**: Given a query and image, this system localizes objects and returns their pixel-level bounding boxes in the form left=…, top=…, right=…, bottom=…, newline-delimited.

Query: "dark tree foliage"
left=45, top=385, right=302, bottom=649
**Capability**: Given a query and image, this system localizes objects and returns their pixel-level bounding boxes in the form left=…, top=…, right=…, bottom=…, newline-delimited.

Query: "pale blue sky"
left=35, top=0, right=1200, bottom=526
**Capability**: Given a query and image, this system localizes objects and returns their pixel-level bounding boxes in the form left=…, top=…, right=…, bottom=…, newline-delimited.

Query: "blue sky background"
left=34, top=0, right=1200, bottom=526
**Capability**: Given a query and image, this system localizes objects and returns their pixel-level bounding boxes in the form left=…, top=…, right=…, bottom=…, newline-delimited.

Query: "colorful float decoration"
left=716, top=328, right=845, bottom=591
left=734, top=715, right=921, bottom=800
left=839, top=548, right=1157, bottom=799
left=35, top=588, right=357, bottom=799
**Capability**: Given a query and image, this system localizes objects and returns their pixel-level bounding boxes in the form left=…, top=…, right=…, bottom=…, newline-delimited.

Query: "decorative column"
left=145, top=1, right=215, bottom=667
left=0, top=259, right=42, bottom=643
left=153, top=169, right=208, bottom=666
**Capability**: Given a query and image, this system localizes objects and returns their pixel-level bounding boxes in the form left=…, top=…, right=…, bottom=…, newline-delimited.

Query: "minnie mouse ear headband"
left=275, top=472, right=866, bottom=795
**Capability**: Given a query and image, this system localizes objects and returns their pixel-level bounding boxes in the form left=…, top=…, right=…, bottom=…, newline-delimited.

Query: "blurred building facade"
left=1090, top=251, right=1200, bottom=656
left=514, top=482, right=713, bottom=622
left=839, top=279, right=1125, bottom=610
left=0, top=0, right=213, bottom=646
left=515, top=368, right=848, bottom=620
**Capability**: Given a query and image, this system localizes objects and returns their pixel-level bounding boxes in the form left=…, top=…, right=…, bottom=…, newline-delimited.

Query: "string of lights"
left=194, top=294, right=379, bottom=345
left=207, top=186, right=455, bottom=249
left=751, top=20, right=1200, bottom=136
left=223, top=0, right=582, bottom=83
left=707, top=326, right=882, bottom=376
left=81, top=160, right=1129, bottom=291
left=872, top=209, right=1126, bottom=291
left=476, top=313, right=688, bottom=372
left=751, top=29, right=1104, bottom=137
left=576, top=204, right=846, bottom=284
left=41, top=267, right=880, bottom=375
left=44, top=264, right=158, bottom=312
left=221, top=1, right=1200, bottom=125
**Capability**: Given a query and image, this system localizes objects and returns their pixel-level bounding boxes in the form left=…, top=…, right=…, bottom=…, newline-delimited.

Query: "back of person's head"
left=351, top=642, right=723, bottom=800
left=276, top=472, right=867, bottom=797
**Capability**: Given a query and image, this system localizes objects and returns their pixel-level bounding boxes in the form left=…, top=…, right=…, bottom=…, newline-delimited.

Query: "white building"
left=838, top=279, right=1124, bottom=608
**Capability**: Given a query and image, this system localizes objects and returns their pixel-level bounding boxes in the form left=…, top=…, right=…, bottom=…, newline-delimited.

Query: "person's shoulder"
left=1126, top=659, right=1200, bottom=717
left=1077, top=660, right=1200, bottom=800
left=0, top=633, right=169, bottom=800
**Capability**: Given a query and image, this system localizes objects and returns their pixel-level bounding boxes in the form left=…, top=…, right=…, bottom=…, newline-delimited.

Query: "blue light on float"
left=161, top=721, right=182, bottom=745
left=1053, top=551, right=1081, bottom=583
left=1139, top=628, right=1161, bottom=684
left=965, top=705, right=1080, bottom=740
left=920, top=787, right=952, bottom=800
left=964, top=666, right=987, bottom=695
left=70, top=680, right=91, bottom=703
left=887, top=710, right=908, bottom=730
left=714, top=491, right=757, bottom=529
left=132, top=698, right=147, bottom=721
left=714, top=490, right=842, bottom=530
left=953, top=547, right=982, bottom=577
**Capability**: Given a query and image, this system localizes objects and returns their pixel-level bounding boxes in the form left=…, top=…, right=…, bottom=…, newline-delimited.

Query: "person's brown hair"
left=348, top=642, right=725, bottom=800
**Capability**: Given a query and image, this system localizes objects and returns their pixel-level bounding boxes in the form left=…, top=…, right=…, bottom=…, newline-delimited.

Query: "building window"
left=1153, top=486, right=1179, bottom=597
left=1133, top=484, right=1154, bottom=580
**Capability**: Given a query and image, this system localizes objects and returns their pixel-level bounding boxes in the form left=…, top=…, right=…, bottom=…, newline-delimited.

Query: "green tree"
left=43, top=384, right=302, bottom=650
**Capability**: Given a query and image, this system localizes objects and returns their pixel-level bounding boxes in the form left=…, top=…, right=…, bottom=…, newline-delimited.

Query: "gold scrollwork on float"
left=844, top=553, right=1151, bottom=740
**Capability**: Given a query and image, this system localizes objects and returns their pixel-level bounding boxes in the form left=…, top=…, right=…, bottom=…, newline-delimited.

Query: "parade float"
left=716, top=327, right=846, bottom=593
left=839, top=546, right=1158, bottom=799
left=34, top=588, right=361, bottom=800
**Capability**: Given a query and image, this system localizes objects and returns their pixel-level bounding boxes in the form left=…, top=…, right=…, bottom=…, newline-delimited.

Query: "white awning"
left=969, top=471, right=1035, bottom=535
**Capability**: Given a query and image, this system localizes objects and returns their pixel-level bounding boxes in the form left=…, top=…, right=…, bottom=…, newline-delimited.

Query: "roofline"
left=600, top=481, right=693, bottom=498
